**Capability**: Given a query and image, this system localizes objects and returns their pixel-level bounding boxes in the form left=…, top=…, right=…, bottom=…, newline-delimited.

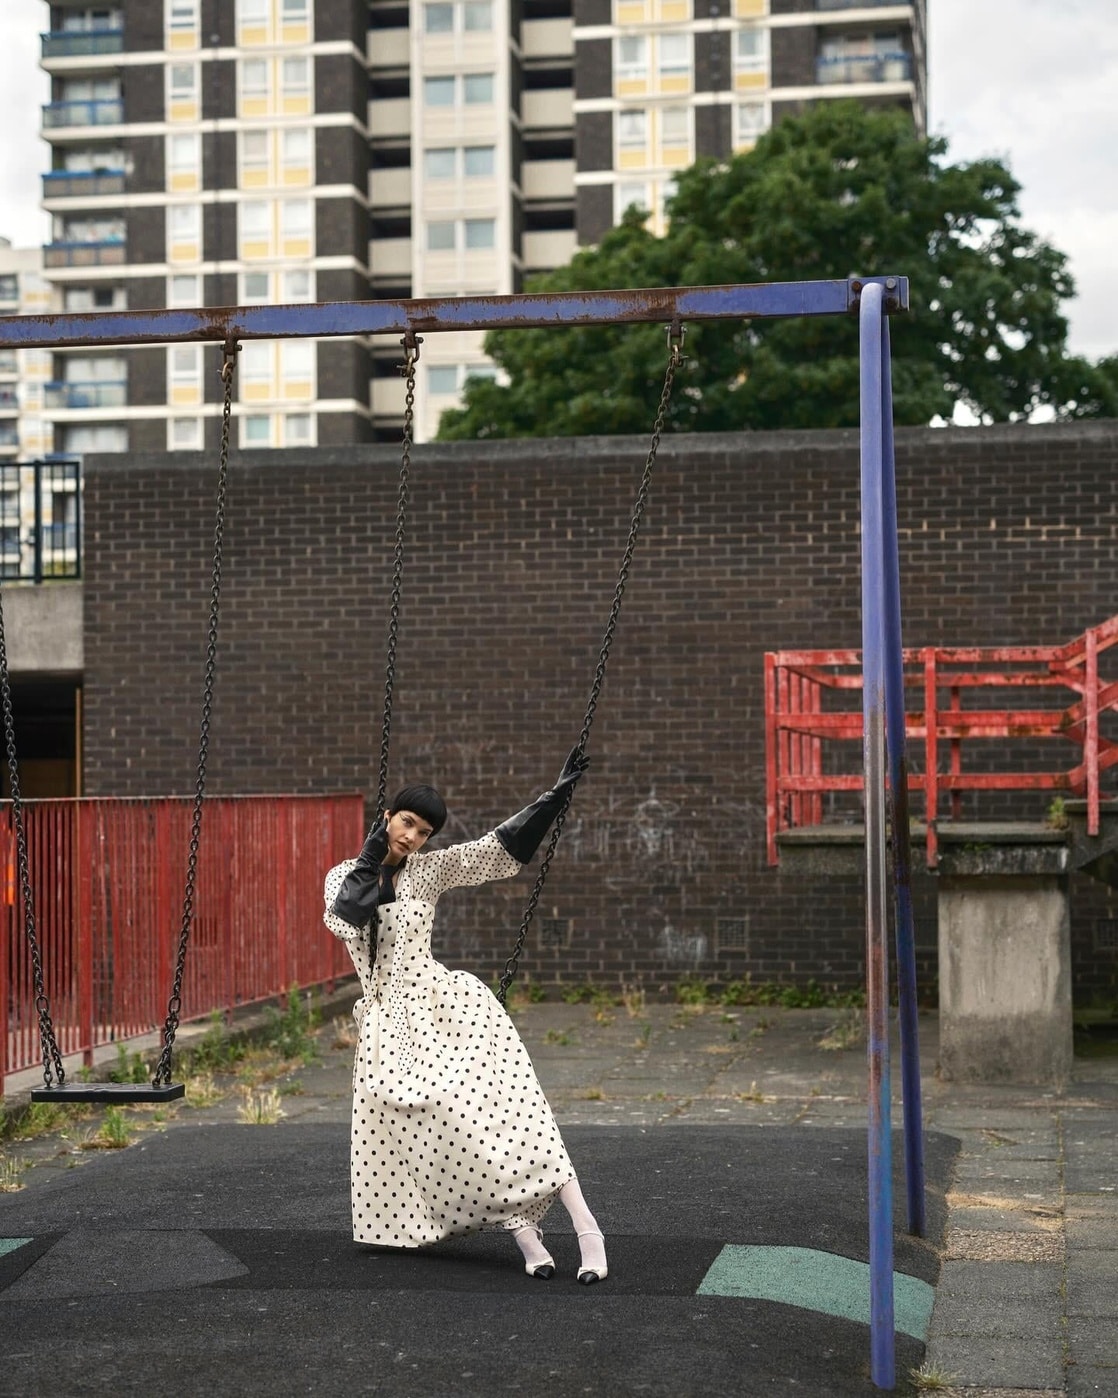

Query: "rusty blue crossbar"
left=0, top=276, right=907, bottom=349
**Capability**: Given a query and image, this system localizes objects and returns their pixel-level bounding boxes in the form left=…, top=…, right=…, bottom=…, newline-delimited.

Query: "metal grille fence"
left=2, top=793, right=363, bottom=1088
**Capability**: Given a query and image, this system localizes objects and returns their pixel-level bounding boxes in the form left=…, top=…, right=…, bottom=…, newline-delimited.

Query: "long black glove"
left=494, top=748, right=589, bottom=864
left=332, top=816, right=389, bottom=929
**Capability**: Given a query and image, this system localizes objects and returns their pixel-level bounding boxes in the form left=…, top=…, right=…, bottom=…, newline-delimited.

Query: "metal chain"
left=377, top=335, right=420, bottom=818
left=497, top=325, right=685, bottom=1004
left=0, top=591, right=66, bottom=1088
left=152, top=342, right=238, bottom=1086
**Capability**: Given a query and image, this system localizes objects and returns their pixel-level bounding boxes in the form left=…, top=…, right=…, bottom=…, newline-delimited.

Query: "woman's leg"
left=558, top=1176, right=607, bottom=1283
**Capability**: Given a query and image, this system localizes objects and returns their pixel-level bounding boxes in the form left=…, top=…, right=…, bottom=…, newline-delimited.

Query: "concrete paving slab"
left=920, top=1335, right=1066, bottom=1392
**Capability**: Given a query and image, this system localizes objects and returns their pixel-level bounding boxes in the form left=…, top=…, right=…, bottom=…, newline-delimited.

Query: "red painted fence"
left=765, top=616, right=1118, bottom=868
left=2, top=794, right=364, bottom=1090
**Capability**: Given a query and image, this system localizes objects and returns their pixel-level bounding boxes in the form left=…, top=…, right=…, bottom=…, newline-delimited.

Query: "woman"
left=323, top=749, right=607, bottom=1284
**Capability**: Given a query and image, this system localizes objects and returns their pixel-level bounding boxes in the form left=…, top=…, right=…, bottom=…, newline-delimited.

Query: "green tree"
left=437, top=102, right=1109, bottom=439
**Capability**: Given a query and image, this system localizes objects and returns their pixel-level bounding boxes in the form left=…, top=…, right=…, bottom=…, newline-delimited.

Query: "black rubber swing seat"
left=30, top=1082, right=186, bottom=1104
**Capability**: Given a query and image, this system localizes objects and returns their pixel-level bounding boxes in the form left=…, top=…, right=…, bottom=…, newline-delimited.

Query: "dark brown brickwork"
left=79, top=422, right=1118, bottom=1005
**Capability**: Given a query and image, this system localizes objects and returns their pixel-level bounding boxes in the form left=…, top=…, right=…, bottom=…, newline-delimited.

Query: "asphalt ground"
left=2, top=996, right=1117, bottom=1397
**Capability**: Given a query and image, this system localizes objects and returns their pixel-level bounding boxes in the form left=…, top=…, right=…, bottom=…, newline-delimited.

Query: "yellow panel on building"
left=242, top=382, right=273, bottom=402
left=170, top=385, right=202, bottom=407
left=658, top=74, right=692, bottom=96
left=281, top=379, right=313, bottom=400
left=168, top=172, right=200, bottom=193
left=241, top=238, right=271, bottom=260
left=242, top=96, right=269, bottom=119
left=239, top=24, right=269, bottom=45
left=282, top=166, right=313, bottom=186
left=281, top=237, right=313, bottom=258
left=168, top=240, right=201, bottom=263
left=732, top=0, right=767, bottom=15
left=242, top=169, right=270, bottom=189
left=617, top=77, right=650, bottom=99
left=168, top=31, right=199, bottom=51
left=616, top=1, right=648, bottom=25
left=281, top=95, right=313, bottom=117
left=169, top=100, right=199, bottom=122
left=734, top=71, right=767, bottom=91
left=618, top=148, right=648, bottom=170
left=281, top=23, right=311, bottom=44
left=657, top=0, right=691, bottom=20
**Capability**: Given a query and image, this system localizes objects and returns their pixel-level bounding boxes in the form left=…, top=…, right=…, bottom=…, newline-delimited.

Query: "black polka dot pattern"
left=324, top=831, right=575, bottom=1247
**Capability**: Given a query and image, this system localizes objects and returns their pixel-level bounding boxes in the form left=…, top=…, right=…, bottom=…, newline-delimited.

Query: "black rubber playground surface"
left=0, top=1124, right=957, bottom=1397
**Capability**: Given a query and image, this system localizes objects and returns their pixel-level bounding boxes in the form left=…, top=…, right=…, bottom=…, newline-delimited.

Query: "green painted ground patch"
left=697, top=1244, right=934, bottom=1341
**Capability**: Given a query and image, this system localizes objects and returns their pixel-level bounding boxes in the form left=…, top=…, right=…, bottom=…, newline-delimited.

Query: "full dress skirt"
left=324, top=832, right=575, bottom=1247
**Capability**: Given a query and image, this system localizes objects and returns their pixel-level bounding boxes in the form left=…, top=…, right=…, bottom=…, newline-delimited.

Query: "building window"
left=427, top=220, right=456, bottom=251
left=168, top=63, right=198, bottom=104
left=425, top=3, right=454, bottom=31
left=735, top=100, right=768, bottom=144
left=168, top=203, right=201, bottom=243
left=658, top=32, right=691, bottom=78
left=242, top=415, right=271, bottom=445
left=282, top=0, right=310, bottom=20
left=734, top=26, right=768, bottom=74
left=282, top=268, right=313, bottom=301
left=464, top=218, right=495, bottom=250
left=281, top=55, right=311, bottom=97
left=167, top=0, right=199, bottom=33
left=239, top=0, right=268, bottom=22
left=169, top=344, right=202, bottom=391
left=616, top=180, right=649, bottom=217
left=463, top=73, right=494, bottom=104
left=170, top=417, right=203, bottom=451
left=424, top=147, right=457, bottom=179
left=463, top=145, right=495, bottom=177
left=61, top=424, right=128, bottom=453
left=618, top=109, right=647, bottom=147
left=240, top=200, right=270, bottom=241
left=241, top=58, right=270, bottom=100
left=284, top=413, right=312, bottom=445
left=241, top=271, right=270, bottom=301
left=280, top=341, right=314, bottom=388
left=427, top=365, right=458, bottom=394
left=463, top=1, right=492, bottom=30
left=617, top=34, right=648, bottom=80
left=167, top=274, right=200, bottom=306
left=240, top=128, right=270, bottom=178
left=241, top=343, right=271, bottom=389
left=281, top=199, right=312, bottom=239
left=660, top=106, right=690, bottom=146
left=424, top=76, right=456, bottom=106
left=282, top=128, right=312, bottom=169
left=167, top=131, right=201, bottom=181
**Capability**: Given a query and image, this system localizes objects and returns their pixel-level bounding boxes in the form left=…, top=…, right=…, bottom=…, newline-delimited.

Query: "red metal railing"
left=2, top=794, right=364, bottom=1089
left=765, top=616, right=1118, bottom=868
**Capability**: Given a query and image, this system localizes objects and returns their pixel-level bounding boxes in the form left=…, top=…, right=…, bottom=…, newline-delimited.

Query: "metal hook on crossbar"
left=220, top=339, right=240, bottom=383
left=399, top=332, right=423, bottom=375
left=665, top=321, right=686, bottom=367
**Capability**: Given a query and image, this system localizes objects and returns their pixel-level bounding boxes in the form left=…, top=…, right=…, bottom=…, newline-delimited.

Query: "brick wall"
left=80, top=421, right=1118, bottom=1004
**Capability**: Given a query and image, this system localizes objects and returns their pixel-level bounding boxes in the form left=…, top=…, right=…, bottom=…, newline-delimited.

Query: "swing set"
left=1, top=277, right=916, bottom=1389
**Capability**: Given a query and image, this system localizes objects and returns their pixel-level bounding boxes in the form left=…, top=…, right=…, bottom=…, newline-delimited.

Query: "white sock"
left=559, top=1177, right=607, bottom=1275
left=514, top=1226, right=553, bottom=1271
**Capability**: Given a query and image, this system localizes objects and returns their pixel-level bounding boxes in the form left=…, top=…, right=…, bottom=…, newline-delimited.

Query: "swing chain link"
left=378, top=335, right=421, bottom=816
left=497, top=325, right=685, bottom=1005
left=0, top=596, right=66, bottom=1088
left=153, top=340, right=238, bottom=1087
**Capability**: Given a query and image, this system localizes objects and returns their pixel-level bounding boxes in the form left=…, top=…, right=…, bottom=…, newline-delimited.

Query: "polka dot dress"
left=323, top=831, right=575, bottom=1247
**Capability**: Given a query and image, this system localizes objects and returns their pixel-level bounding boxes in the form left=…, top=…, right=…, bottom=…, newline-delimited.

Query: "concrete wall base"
left=938, top=874, right=1072, bottom=1088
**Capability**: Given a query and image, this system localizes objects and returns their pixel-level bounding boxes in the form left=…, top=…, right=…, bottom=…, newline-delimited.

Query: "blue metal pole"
left=859, top=281, right=895, bottom=1390
left=879, top=315, right=927, bottom=1239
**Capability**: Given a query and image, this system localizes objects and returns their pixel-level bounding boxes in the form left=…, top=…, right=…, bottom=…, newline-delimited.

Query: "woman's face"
left=384, top=808, right=435, bottom=862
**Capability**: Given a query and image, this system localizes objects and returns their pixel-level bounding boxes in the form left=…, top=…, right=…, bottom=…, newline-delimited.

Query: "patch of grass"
left=185, top=1012, right=247, bottom=1075
left=184, top=1071, right=225, bottom=1108
left=719, top=977, right=865, bottom=1010
left=544, top=1028, right=574, bottom=1046
left=579, top=1087, right=605, bottom=1101
left=1, top=1099, right=91, bottom=1147
left=621, top=983, right=647, bottom=1018
left=634, top=1020, right=652, bottom=1049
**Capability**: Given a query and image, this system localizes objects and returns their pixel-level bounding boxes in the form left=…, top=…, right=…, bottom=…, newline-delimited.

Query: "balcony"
left=44, top=239, right=127, bottom=268
left=43, top=169, right=127, bottom=199
left=0, top=387, right=18, bottom=413
left=41, top=28, right=124, bottom=59
left=42, top=98, right=125, bottom=129
left=0, top=425, right=18, bottom=449
left=0, top=352, right=17, bottom=375
left=45, top=380, right=127, bottom=410
left=816, top=51, right=912, bottom=84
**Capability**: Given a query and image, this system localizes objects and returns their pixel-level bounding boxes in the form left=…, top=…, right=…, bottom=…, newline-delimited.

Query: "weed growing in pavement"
left=0, top=1099, right=92, bottom=1147
left=634, top=1020, right=652, bottom=1049
left=620, top=983, right=646, bottom=1017
left=330, top=1015, right=359, bottom=1050
left=544, top=1028, right=574, bottom=1046
left=82, top=1107, right=134, bottom=1150
left=817, top=1007, right=866, bottom=1052
left=184, top=1071, right=225, bottom=1108
left=237, top=1086, right=286, bottom=1125
left=107, top=1044, right=151, bottom=1085
left=186, top=1012, right=247, bottom=1074
left=0, top=1155, right=28, bottom=1192
left=909, top=1361, right=959, bottom=1391
left=580, top=1087, right=605, bottom=1101
left=264, top=987, right=320, bottom=1064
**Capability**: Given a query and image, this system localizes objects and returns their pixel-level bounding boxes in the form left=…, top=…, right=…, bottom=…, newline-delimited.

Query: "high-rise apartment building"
left=35, top=0, right=925, bottom=446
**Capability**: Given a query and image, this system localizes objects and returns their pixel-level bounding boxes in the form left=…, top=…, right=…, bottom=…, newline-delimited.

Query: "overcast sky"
left=2, top=1, right=1115, bottom=362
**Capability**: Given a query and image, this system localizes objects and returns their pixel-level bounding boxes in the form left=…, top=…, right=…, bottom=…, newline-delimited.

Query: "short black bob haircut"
left=388, top=784, right=447, bottom=836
